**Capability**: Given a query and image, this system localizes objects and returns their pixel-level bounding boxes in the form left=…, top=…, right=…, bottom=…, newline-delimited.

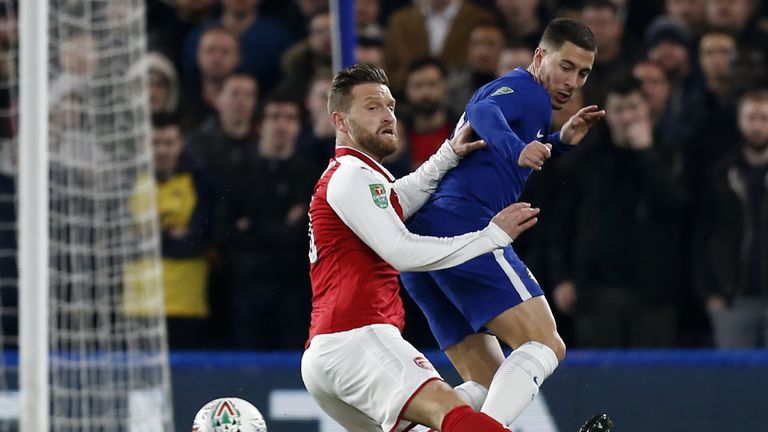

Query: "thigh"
left=401, top=271, right=476, bottom=350
left=484, top=296, right=562, bottom=354
left=302, top=348, right=381, bottom=431
left=430, top=246, right=545, bottom=335
left=303, top=325, right=443, bottom=432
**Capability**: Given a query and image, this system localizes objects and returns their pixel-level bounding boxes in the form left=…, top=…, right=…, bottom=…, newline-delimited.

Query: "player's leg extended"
left=426, top=246, right=564, bottom=427
left=480, top=295, right=565, bottom=426
left=444, top=332, right=504, bottom=389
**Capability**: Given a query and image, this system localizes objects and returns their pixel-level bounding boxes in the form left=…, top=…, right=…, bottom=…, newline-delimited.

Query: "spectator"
left=692, top=89, right=768, bottom=348
left=182, top=0, right=294, bottom=98
left=401, top=58, right=458, bottom=171
left=186, top=73, right=259, bottom=188
left=549, top=76, right=686, bottom=348
left=356, top=35, right=386, bottom=68
left=295, top=70, right=335, bottom=174
left=147, top=52, right=180, bottom=116
left=280, top=9, right=333, bottom=100
left=129, top=114, right=216, bottom=349
left=384, top=0, right=496, bottom=94
left=495, top=0, right=548, bottom=49
left=496, top=41, right=533, bottom=77
left=631, top=59, right=681, bottom=153
left=215, top=92, right=315, bottom=350
left=648, top=0, right=706, bottom=38
left=181, top=27, right=241, bottom=131
left=644, top=21, right=703, bottom=152
left=704, top=0, right=768, bottom=52
left=356, top=0, right=384, bottom=39
left=580, top=0, right=639, bottom=107
left=698, top=30, right=738, bottom=104
left=147, top=0, right=217, bottom=69
left=632, top=60, right=673, bottom=129
left=446, top=23, right=506, bottom=115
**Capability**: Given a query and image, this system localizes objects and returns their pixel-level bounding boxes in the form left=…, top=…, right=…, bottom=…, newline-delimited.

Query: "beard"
left=745, top=137, right=768, bottom=152
left=348, top=119, right=398, bottom=159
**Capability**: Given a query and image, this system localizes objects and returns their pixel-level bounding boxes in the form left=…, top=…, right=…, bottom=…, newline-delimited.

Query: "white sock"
left=454, top=380, right=488, bottom=411
left=480, top=341, right=559, bottom=426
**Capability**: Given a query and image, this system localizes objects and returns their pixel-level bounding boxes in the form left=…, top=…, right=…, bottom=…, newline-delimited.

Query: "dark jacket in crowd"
left=692, top=151, right=768, bottom=302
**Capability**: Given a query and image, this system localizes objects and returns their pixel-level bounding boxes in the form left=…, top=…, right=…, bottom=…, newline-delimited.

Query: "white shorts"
left=301, top=324, right=443, bottom=432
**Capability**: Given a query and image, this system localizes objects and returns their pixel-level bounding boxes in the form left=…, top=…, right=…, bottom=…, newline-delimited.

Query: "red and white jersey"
left=306, top=143, right=512, bottom=344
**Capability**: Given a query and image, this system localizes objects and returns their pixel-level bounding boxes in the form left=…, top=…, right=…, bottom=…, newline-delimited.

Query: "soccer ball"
left=192, top=397, right=268, bottom=432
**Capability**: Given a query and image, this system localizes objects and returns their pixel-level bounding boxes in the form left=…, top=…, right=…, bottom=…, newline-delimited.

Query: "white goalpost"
left=18, top=0, right=50, bottom=430
left=2, top=0, right=174, bottom=430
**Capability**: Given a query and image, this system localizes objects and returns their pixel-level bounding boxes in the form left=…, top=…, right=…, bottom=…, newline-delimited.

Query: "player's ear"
left=533, top=47, right=545, bottom=67
left=331, top=111, right=348, bottom=133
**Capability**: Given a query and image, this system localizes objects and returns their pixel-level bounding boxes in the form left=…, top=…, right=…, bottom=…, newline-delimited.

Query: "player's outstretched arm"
left=559, top=105, right=605, bottom=145
left=328, top=165, right=536, bottom=272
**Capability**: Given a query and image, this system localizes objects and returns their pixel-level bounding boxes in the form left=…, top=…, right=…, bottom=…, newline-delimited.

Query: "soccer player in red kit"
left=301, top=63, right=541, bottom=432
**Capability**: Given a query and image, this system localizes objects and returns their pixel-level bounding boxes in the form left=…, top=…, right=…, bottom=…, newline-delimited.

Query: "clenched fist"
left=518, top=141, right=553, bottom=170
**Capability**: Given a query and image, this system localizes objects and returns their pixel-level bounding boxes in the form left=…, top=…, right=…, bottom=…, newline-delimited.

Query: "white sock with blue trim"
left=480, top=341, right=559, bottom=426
left=454, top=380, right=488, bottom=411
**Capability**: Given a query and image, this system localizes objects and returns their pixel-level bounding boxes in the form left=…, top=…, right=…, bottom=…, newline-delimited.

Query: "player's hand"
left=560, top=105, right=605, bottom=145
left=518, top=140, right=552, bottom=170
left=491, top=202, right=540, bottom=241
left=449, top=122, right=486, bottom=158
left=552, top=280, right=578, bottom=315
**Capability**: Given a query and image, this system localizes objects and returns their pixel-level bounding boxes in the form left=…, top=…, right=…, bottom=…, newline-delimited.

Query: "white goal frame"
left=18, top=0, right=50, bottom=431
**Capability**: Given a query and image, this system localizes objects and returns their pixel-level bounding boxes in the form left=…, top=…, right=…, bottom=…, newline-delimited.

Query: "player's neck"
left=526, top=64, right=542, bottom=85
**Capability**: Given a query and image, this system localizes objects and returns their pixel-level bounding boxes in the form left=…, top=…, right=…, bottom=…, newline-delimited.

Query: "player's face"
left=344, top=83, right=398, bottom=159
left=535, top=41, right=594, bottom=110
left=739, top=100, right=768, bottom=151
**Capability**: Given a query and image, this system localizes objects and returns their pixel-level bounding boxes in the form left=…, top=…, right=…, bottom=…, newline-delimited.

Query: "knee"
left=543, top=334, right=566, bottom=363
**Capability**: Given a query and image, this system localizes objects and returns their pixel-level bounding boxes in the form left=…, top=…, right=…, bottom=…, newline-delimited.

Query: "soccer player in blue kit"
left=401, top=18, right=606, bottom=428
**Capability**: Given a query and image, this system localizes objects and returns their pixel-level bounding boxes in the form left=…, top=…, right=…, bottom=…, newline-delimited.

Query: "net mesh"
left=0, top=0, right=173, bottom=430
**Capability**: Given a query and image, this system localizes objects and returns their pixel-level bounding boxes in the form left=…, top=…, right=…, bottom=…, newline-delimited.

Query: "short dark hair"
left=539, top=18, right=597, bottom=53
left=407, top=57, right=448, bottom=78
left=259, top=86, right=302, bottom=121
left=739, top=88, right=768, bottom=110
left=606, top=74, right=643, bottom=98
left=328, top=63, right=389, bottom=113
left=151, top=113, right=181, bottom=130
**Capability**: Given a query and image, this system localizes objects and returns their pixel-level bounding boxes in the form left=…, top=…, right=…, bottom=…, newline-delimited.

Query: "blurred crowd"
left=3, top=0, right=768, bottom=351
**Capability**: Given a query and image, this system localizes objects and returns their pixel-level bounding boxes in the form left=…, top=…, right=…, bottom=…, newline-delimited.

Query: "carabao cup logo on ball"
left=192, top=397, right=268, bottom=432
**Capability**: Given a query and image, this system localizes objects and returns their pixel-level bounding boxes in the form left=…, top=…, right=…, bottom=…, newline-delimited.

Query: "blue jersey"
left=402, top=68, right=563, bottom=349
left=408, top=67, right=569, bottom=237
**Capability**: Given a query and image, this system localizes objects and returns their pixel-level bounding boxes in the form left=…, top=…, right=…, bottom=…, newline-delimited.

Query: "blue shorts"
left=401, top=246, right=543, bottom=350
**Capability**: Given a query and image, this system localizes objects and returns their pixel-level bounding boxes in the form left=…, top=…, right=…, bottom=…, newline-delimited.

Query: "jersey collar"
left=335, top=146, right=395, bottom=182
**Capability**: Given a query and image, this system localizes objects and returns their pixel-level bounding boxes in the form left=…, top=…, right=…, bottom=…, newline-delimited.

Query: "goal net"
left=0, top=0, right=173, bottom=431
